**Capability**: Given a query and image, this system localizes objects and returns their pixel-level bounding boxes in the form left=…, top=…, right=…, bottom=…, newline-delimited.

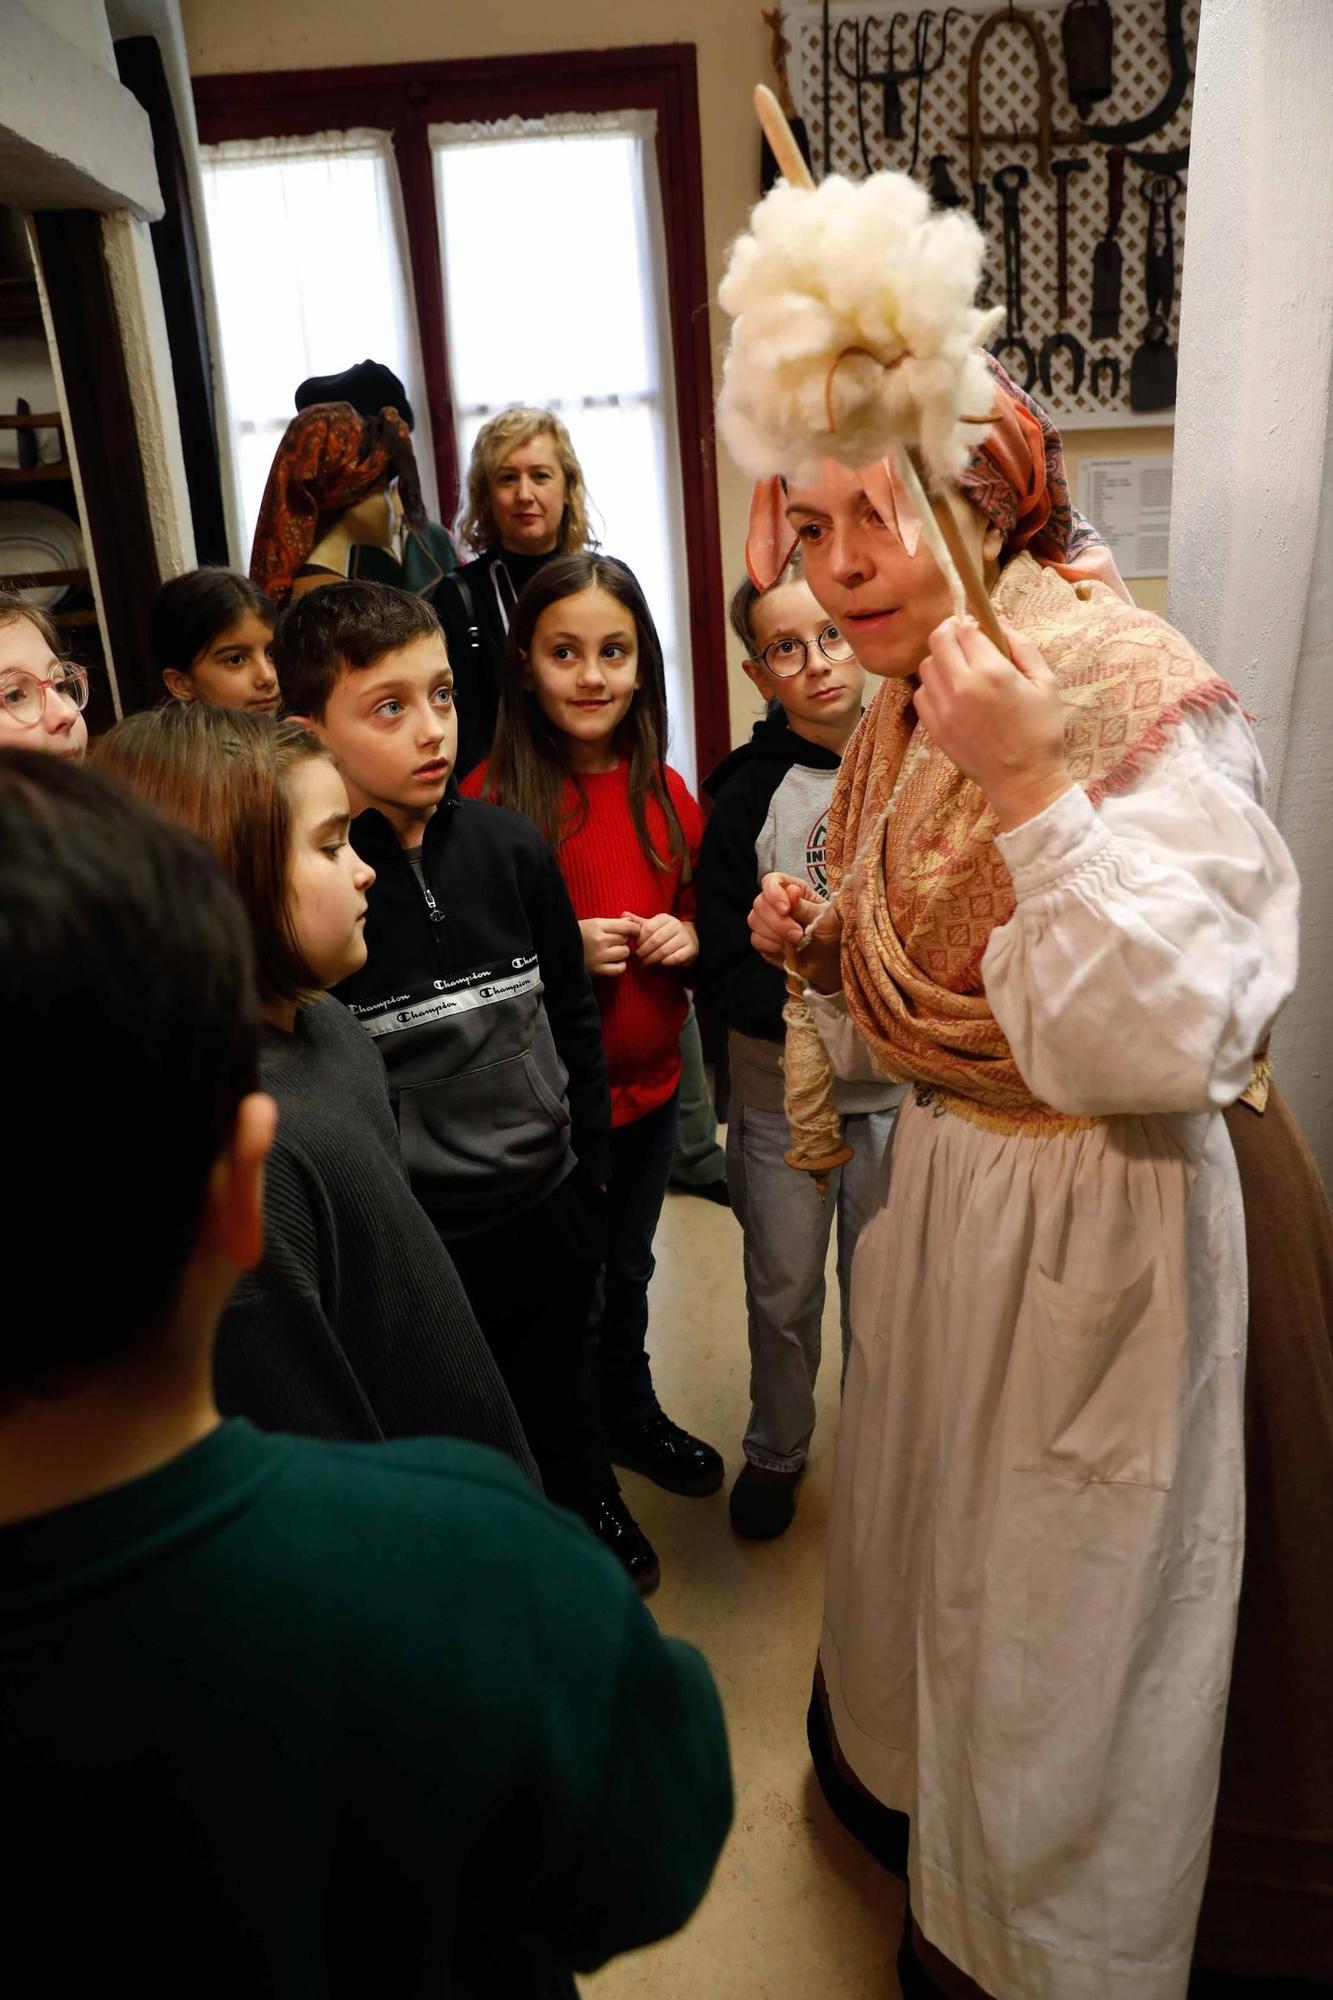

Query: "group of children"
left=0, top=534, right=888, bottom=1590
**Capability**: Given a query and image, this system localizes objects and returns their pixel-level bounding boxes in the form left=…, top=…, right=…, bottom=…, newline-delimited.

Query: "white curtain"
left=431, top=111, right=696, bottom=784
left=1170, top=0, right=1333, bottom=1186
left=198, top=130, right=435, bottom=560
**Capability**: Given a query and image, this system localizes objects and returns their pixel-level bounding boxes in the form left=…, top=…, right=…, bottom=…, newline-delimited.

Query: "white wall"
left=1170, top=0, right=1333, bottom=1184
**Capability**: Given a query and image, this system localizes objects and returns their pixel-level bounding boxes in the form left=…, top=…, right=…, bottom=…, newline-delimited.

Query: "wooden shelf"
left=0, top=465, right=73, bottom=485
left=0, top=412, right=61, bottom=430
left=53, top=608, right=99, bottom=629
left=0, top=566, right=88, bottom=590
left=0, top=278, right=41, bottom=324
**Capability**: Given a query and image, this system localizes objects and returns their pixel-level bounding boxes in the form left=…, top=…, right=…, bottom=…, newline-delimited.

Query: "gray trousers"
left=727, top=1098, right=899, bottom=1473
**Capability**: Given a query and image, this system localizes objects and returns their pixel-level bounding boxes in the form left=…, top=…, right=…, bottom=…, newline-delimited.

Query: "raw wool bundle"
left=717, top=171, right=1002, bottom=487
left=781, top=961, right=852, bottom=1199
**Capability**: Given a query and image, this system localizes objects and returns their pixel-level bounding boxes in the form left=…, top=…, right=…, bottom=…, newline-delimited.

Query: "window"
left=198, top=130, right=434, bottom=556
left=192, top=49, right=729, bottom=782
left=433, top=112, right=693, bottom=778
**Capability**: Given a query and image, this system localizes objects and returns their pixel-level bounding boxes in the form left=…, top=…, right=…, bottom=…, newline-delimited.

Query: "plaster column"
left=1170, top=0, right=1333, bottom=1186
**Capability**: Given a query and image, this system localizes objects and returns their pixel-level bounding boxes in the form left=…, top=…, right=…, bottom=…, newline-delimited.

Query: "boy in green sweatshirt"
left=0, top=749, right=731, bottom=1999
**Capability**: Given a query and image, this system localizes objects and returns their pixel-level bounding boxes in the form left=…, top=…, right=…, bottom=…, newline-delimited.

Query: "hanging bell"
left=1061, top=0, right=1114, bottom=122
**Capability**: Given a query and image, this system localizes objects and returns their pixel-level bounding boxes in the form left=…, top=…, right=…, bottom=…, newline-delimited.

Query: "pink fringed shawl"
left=827, top=553, right=1238, bottom=1127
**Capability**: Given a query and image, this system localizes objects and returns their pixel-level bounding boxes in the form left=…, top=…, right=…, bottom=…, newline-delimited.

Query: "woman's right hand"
left=748, top=874, right=843, bottom=991
left=580, top=915, right=641, bottom=977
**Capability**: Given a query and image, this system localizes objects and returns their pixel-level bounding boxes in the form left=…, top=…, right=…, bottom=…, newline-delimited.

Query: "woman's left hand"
left=913, top=615, right=1073, bottom=832
left=630, top=910, right=698, bottom=969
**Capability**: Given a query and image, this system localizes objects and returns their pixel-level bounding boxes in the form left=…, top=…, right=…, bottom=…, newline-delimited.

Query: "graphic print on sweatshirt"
left=806, top=807, right=829, bottom=898
left=346, top=955, right=541, bottom=1040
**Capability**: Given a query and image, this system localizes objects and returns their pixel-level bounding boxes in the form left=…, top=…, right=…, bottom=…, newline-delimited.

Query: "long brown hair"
left=95, top=701, right=334, bottom=1008
left=483, top=553, right=686, bottom=874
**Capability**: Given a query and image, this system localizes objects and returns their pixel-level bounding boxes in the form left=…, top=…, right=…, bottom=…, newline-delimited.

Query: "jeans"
left=669, top=1002, right=726, bottom=1187
left=447, top=1168, right=613, bottom=1508
left=596, top=1091, right=681, bottom=1432
left=727, top=1098, right=899, bottom=1473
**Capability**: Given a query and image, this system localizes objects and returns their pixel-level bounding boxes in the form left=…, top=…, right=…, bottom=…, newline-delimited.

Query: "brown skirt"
left=1191, top=1088, right=1333, bottom=1984
left=814, top=1088, right=1333, bottom=1996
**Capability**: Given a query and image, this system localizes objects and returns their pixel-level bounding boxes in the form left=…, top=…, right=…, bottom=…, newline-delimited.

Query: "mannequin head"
left=334, top=481, right=404, bottom=556
left=249, top=402, right=425, bottom=608
left=458, top=407, right=590, bottom=559
left=151, top=569, right=278, bottom=712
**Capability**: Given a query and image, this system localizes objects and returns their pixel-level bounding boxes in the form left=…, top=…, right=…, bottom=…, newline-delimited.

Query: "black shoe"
left=670, top=1177, right=732, bottom=1210
left=729, top=1461, right=799, bottom=1539
left=583, top=1490, right=660, bottom=1596
left=608, top=1409, right=725, bottom=1497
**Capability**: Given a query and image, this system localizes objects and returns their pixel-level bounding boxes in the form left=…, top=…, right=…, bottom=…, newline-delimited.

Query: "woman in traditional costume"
left=747, top=365, right=1314, bottom=2000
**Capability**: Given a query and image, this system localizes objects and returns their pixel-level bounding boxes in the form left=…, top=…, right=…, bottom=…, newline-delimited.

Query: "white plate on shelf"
left=0, top=500, right=84, bottom=609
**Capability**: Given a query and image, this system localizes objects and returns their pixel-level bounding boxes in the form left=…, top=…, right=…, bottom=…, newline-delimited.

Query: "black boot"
left=729, top=1461, right=800, bottom=1539
left=607, top=1408, right=724, bottom=1497
left=582, top=1489, right=660, bottom=1596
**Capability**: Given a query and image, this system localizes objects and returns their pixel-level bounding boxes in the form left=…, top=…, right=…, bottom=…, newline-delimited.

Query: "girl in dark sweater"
left=96, top=701, right=534, bottom=1473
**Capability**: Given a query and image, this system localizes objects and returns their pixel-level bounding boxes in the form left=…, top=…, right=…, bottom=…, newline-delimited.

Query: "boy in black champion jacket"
left=276, top=583, right=658, bottom=1591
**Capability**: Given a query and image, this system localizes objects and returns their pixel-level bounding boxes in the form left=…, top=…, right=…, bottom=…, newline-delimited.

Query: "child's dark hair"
left=728, top=547, right=805, bottom=657
left=271, top=580, right=443, bottom=721
left=95, top=701, right=334, bottom=1010
left=148, top=568, right=276, bottom=680
left=0, top=750, right=259, bottom=1394
left=486, top=552, right=686, bottom=873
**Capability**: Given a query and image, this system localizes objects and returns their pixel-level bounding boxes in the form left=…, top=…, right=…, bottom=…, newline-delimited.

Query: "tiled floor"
left=584, top=1181, right=905, bottom=1999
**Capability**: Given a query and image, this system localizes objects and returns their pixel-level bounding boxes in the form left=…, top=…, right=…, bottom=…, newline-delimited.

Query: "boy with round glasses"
left=696, top=556, right=904, bottom=1539
left=0, top=593, right=89, bottom=761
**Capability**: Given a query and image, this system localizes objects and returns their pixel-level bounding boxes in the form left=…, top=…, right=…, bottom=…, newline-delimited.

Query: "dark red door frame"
left=193, top=44, right=731, bottom=782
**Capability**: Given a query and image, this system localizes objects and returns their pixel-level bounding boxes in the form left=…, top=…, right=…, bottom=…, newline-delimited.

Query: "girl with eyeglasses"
left=0, top=593, right=89, bottom=762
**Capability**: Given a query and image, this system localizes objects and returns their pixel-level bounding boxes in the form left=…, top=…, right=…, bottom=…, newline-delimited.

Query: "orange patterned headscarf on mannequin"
left=248, top=401, right=424, bottom=608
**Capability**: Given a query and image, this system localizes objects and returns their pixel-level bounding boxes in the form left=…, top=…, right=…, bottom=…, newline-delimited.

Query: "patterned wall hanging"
left=779, top=0, right=1198, bottom=423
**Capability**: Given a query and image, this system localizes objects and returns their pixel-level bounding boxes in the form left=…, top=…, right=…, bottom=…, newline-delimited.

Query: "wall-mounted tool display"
left=1090, top=145, right=1127, bottom=339
left=833, top=8, right=962, bottom=178
left=990, top=165, right=1037, bottom=390
left=927, top=153, right=966, bottom=208
left=1078, top=0, right=1188, bottom=146
left=1039, top=155, right=1089, bottom=396
left=1128, top=171, right=1180, bottom=408
left=787, top=0, right=1198, bottom=419
left=961, top=5, right=1065, bottom=186
left=1061, top=0, right=1115, bottom=121
left=761, top=7, right=816, bottom=191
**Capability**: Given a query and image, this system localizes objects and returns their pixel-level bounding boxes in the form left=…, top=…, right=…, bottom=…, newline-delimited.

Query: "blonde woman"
left=441, top=406, right=593, bottom=778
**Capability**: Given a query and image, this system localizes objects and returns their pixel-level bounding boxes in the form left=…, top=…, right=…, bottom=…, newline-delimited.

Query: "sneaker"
left=583, top=1489, right=661, bottom=1596
left=608, top=1409, right=725, bottom=1497
left=729, top=1461, right=800, bottom=1540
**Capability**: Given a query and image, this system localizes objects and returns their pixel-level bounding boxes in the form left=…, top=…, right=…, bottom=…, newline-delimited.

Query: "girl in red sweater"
left=464, top=553, right=724, bottom=1523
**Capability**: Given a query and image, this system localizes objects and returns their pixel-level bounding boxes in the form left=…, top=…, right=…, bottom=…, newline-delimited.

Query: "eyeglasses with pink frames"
left=0, top=662, right=90, bottom=728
